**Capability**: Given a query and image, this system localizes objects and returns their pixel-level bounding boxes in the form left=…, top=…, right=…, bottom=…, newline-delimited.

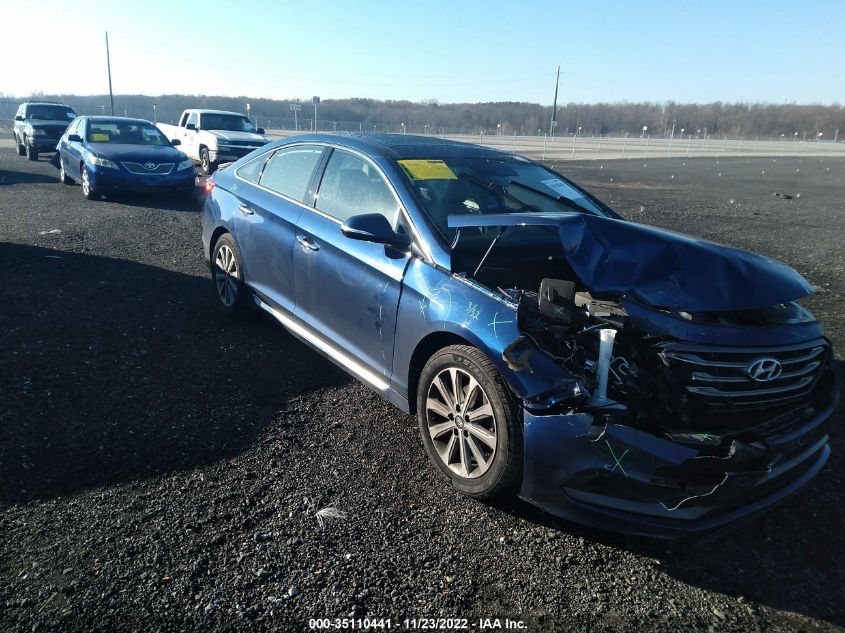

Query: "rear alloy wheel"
left=417, top=345, right=522, bottom=500
left=58, top=157, right=72, bottom=184
left=81, top=166, right=99, bottom=200
left=26, top=139, right=37, bottom=161
left=212, top=233, right=251, bottom=318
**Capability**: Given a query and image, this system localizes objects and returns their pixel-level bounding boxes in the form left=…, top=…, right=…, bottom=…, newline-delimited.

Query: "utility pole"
left=549, top=65, right=560, bottom=139
left=105, top=31, right=115, bottom=115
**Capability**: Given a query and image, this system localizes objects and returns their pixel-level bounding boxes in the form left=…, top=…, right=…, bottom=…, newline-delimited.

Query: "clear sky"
left=2, top=0, right=842, bottom=104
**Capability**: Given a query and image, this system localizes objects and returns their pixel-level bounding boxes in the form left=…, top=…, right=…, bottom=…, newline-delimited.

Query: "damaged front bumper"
left=519, top=371, right=838, bottom=539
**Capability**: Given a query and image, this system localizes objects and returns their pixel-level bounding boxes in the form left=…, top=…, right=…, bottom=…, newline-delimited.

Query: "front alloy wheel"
left=417, top=345, right=522, bottom=499
left=426, top=367, right=497, bottom=479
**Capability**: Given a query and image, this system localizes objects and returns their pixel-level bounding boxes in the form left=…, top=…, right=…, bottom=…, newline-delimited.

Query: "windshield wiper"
left=507, top=180, right=594, bottom=214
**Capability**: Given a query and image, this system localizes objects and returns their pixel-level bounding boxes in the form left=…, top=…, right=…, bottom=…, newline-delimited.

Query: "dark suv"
left=13, top=102, right=77, bottom=161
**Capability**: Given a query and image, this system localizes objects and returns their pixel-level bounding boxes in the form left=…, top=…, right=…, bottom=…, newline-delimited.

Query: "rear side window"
left=258, top=145, right=323, bottom=202
left=315, top=150, right=399, bottom=224
left=235, top=154, right=269, bottom=184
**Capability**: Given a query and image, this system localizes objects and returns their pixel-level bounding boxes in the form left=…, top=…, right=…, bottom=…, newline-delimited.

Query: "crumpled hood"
left=88, top=143, right=186, bottom=163
left=447, top=212, right=814, bottom=312
left=210, top=130, right=269, bottom=143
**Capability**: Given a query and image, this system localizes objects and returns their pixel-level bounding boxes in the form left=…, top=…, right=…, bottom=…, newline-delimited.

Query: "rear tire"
left=417, top=345, right=523, bottom=500
left=26, top=140, right=37, bottom=161
left=81, top=166, right=99, bottom=200
left=58, top=157, right=72, bottom=184
left=211, top=233, right=251, bottom=318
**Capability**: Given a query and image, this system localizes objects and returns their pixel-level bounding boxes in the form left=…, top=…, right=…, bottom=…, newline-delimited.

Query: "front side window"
left=186, top=112, right=198, bottom=128
left=316, top=150, right=399, bottom=224
left=258, top=145, right=323, bottom=202
left=86, top=121, right=169, bottom=145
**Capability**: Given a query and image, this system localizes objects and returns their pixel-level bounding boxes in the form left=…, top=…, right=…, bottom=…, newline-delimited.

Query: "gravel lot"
left=1, top=142, right=843, bottom=632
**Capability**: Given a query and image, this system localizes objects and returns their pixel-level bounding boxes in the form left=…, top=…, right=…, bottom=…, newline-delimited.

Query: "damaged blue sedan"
left=201, top=134, right=837, bottom=538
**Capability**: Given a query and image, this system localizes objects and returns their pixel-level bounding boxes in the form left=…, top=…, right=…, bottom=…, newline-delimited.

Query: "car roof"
left=86, top=116, right=154, bottom=125
left=190, top=109, right=247, bottom=116
left=286, top=133, right=517, bottom=161
left=23, top=102, right=74, bottom=107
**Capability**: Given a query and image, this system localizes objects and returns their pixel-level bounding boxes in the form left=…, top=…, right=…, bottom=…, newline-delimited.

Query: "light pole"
left=622, top=131, right=628, bottom=159
left=312, top=96, right=320, bottom=132
left=401, top=122, right=406, bottom=135
left=153, top=103, right=157, bottom=123
left=246, top=103, right=251, bottom=128
left=571, top=126, right=581, bottom=159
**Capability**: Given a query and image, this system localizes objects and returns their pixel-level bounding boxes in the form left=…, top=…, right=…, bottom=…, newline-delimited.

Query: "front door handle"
left=296, top=235, right=319, bottom=251
left=238, top=203, right=254, bottom=215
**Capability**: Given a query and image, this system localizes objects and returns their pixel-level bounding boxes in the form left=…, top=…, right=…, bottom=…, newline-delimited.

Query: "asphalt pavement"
left=1, top=143, right=843, bottom=632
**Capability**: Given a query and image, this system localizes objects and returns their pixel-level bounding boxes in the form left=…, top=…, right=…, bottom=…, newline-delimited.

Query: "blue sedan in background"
left=55, top=116, right=195, bottom=200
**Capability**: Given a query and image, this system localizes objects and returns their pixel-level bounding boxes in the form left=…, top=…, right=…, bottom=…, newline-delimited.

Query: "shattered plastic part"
left=447, top=212, right=814, bottom=312
left=519, top=381, right=837, bottom=537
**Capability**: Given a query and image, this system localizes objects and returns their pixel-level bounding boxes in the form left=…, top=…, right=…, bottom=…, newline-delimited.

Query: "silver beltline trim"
left=254, top=297, right=390, bottom=391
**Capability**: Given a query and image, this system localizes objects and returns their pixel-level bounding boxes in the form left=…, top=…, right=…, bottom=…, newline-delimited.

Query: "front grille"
left=659, top=338, right=829, bottom=411
left=122, top=162, right=174, bottom=175
left=225, top=140, right=264, bottom=147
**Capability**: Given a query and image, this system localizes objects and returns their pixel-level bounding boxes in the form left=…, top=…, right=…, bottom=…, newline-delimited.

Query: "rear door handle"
left=296, top=235, right=319, bottom=251
left=238, top=203, right=254, bottom=215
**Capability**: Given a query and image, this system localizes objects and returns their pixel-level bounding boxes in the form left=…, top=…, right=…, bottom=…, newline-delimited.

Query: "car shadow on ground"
left=94, top=189, right=207, bottom=213
left=0, top=243, right=350, bottom=505
left=489, top=361, right=845, bottom=627
left=0, top=167, right=61, bottom=186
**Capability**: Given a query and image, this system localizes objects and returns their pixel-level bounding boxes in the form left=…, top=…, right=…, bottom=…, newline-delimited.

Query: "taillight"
left=204, top=176, right=215, bottom=193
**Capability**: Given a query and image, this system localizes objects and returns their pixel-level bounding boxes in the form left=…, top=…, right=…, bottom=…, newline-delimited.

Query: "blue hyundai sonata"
left=55, top=116, right=195, bottom=200
left=201, top=134, right=836, bottom=538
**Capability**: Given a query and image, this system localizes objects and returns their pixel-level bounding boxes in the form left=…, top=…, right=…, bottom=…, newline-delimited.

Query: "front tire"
left=26, top=140, right=37, bottom=161
left=417, top=345, right=522, bottom=500
left=200, top=147, right=215, bottom=175
left=15, top=135, right=25, bottom=156
left=81, top=166, right=99, bottom=200
left=211, top=233, right=251, bottom=318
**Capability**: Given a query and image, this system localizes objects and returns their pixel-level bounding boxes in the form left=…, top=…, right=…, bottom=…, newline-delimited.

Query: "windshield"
left=397, top=156, right=614, bottom=243
left=86, top=121, right=169, bottom=145
left=200, top=114, right=256, bottom=132
left=27, top=105, right=76, bottom=121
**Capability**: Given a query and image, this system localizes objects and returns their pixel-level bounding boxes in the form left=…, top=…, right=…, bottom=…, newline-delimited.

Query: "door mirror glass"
left=341, top=213, right=412, bottom=248
left=185, top=123, right=197, bottom=131
left=14, top=115, right=24, bottom=121
left=256, top=127, right=265, bottom=135
left=68, top=134, right=83, bottom=142
left=170, top=138, right=181, bottom=146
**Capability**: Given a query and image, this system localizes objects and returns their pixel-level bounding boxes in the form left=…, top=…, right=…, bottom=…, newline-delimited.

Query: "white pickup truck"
left=158, top=109, right=272, bottom=174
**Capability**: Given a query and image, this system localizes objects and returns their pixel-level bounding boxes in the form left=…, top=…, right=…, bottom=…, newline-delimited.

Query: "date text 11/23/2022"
left=308, top=617, right=527, bottom=629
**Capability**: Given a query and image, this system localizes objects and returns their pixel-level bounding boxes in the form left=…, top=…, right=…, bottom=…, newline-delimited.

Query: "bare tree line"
left=1, top=93, right=842, bottom=138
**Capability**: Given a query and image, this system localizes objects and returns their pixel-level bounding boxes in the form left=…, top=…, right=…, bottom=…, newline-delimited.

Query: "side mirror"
left=68, top=134, right=83, bottom=142
left=256, top=128, right=265, bottom=135
left=341, top=213, right=412, bottom=249
left=186, top=123, right=197, bottom=131
left=14, top=115, right=24, bottom=121
left=170, top=138, right=181, bottom=146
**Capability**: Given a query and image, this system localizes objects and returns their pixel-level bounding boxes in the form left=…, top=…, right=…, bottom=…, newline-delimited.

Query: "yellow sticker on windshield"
left=90, top=133, right=110, bottom=142
left=397, top=159, right=457, bottom=180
